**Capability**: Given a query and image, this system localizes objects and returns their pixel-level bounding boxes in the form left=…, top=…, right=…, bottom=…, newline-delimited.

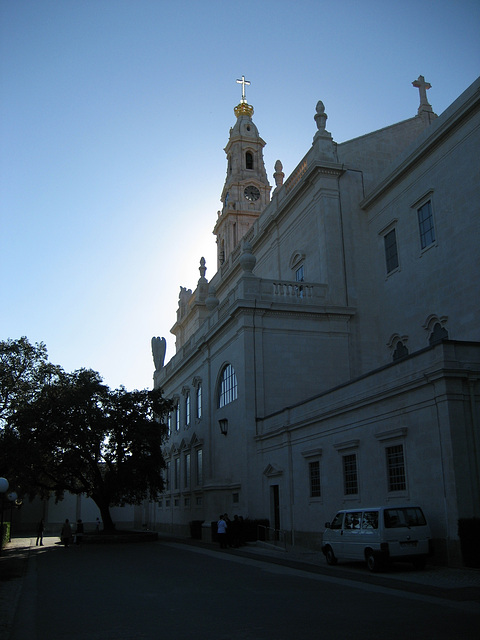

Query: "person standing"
left=217, top=515, right=227, bottom=549
left=36, top=518, right=45, bottom=546
left=61, top=519, right=72, bottom=547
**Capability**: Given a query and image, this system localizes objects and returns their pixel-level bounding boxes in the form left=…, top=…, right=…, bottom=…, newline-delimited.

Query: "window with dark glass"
left=429, top=322, right=448, bottom=345
left=174, top=458, right=179, bottom=490
left=309, top=461, right=321, bottom=497
left=343, top=454, right=358, bottom=495
left=219, top=364, right=237, bottom=408
left=246, top=151, right=253, bottom=170
left=185, top=391, right=190, bottom=427
left=386, top=444, right=406, bottom=491
left=196, top=449, right=203, bottom=486
left=418, top=200, right=435, bottom=249
left=393, top=341, right=408, bottom=361
left=196, top=385, right=202, bottom=419
left=184, top=453, right=191, bottom=489
left=384, top=228, right=399, bottom=273
left=331, top=513, right=344, bottom=530
left=175, top=403, right=180, bottom=431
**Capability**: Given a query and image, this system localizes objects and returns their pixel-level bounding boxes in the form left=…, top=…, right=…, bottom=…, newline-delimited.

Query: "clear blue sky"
left=1, top=0, right=479, bottom=391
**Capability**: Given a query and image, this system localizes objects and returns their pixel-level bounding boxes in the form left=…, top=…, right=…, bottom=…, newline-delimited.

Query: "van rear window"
left=384, top=507, right=426, bottom=528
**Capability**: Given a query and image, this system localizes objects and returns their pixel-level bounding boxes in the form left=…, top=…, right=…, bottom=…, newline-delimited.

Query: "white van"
left=322, top=505, right=432, bottom=571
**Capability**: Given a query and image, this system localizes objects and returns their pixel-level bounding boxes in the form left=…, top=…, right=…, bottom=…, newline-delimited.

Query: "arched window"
left=429, top=322, right=448, bottom=345
left=246, top=151, right=253, bottom=170
left=196, top=384, right=202, bottom=419
left=218, top=364, right=237, bottom=408
left=393, top=341, right=409, bottom=361
left=175, top=402, right=180, bottom=431
left=185, top=391, right=190, bottom=427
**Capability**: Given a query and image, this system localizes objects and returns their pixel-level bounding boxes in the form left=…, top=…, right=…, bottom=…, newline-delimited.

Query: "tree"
left=4, top=365, right=172, bottom=532
left=0, top=337, right=59, bottom=428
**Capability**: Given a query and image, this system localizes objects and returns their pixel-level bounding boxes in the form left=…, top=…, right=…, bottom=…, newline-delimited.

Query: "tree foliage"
left=1, top=338, right=172, bottom=532
left=0, top=337, right=59, bottom=428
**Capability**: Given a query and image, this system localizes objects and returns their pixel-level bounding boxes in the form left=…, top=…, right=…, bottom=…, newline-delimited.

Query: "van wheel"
left=366, top=551, right=380, bottom=572
left=325, top=546, right=337, bottom=566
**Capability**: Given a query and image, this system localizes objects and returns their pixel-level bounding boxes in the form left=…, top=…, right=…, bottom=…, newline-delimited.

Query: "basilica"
left=150, top=75, right=480, bottom=565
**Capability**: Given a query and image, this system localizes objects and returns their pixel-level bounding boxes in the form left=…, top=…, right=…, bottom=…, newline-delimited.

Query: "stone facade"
left=151, top=77, right=480, bottom=565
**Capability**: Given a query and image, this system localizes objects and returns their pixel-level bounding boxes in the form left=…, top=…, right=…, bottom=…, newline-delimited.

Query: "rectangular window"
left=418, top=200, right=435, bottom=249
left=386, top=444, right=406, bottom=491
left=167, top=413, right=171, bottom=437
left=295, top=265, right=304, bottom=282
left=343, top=454, right=358, bottom=495
left=175, top=403, right=180, bottom=431
left=384, top=228, right=399, bottom=273
left=196, top=449, right=203, bottom=486
left=174, top=458, right=179, bottom=490
left=184, top=453, right=191, bottom=489
left=309, top=461, right=321, bottom=497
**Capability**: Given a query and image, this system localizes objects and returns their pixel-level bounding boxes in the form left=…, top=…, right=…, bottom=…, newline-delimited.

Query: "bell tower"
left=213, top=76, right=271, bottom=268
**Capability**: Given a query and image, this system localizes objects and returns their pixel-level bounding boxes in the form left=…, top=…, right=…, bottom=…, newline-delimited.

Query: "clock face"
left=244, top=185, right=260, bottom=202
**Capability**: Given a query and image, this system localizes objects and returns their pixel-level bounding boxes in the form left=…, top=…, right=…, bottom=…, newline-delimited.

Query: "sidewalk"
left=1, top=535, right=480, bottom=639
left=0, top=537, right=34, bottom=640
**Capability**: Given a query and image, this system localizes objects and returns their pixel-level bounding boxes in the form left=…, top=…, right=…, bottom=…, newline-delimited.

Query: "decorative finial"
left=199, top=257, right=207, bottom=280
left=240, top=241, right=256, bottom=275
left=234, top=75, right=254, bottom=118
left=274, top=160, right=284, bottom=188
left=314, top=101, right=328, bottom=131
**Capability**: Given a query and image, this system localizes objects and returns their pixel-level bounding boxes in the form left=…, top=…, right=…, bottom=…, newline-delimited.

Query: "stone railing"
left=272, top=281, right=313, bottom=299
left=284, top=159, right=308, bottom=194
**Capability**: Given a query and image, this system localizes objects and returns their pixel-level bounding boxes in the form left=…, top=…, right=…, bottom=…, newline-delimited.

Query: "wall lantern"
left=218, top=419, right=228, bottom=436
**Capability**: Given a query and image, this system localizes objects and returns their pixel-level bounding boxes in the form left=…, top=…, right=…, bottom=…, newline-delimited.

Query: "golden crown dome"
left=234, top=101, right=254, bottom=118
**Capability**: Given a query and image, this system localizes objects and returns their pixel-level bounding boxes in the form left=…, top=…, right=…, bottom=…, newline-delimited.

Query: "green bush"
left=1, top=522, right=11, bottom=550
left=458, top=518, right=480, bottom=568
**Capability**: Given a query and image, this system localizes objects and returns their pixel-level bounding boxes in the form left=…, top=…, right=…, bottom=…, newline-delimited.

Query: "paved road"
left=8, top=538, right=480, bottom=640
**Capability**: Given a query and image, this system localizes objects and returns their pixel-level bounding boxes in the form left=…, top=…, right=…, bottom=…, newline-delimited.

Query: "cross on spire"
left=412, top=75, right=432, bottom=113
left=236, top=75, right=250, bottom=103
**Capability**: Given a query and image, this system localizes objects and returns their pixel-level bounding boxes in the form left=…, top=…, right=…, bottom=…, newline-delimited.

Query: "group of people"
left=216, top=514, right=246, bottom=549
left=36, top=517, right=102, bottom=547
left=60, top=518, right=84, bottom=546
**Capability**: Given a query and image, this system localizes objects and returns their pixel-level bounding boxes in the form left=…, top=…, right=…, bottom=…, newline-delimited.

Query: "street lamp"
left=0, top=477, right=9, bottom=554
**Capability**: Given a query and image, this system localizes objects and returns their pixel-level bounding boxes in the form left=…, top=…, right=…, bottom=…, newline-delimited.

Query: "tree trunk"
left=92, top=496, right=115, bottom=533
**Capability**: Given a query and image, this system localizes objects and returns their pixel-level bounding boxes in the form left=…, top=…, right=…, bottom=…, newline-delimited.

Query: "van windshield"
left=384, top=507, right=426, bottom=528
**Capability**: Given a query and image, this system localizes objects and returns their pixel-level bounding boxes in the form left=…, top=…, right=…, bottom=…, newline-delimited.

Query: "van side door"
left=342, top=511, right=363, bottom=559
left=360, top=510, right=380, bottom=553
